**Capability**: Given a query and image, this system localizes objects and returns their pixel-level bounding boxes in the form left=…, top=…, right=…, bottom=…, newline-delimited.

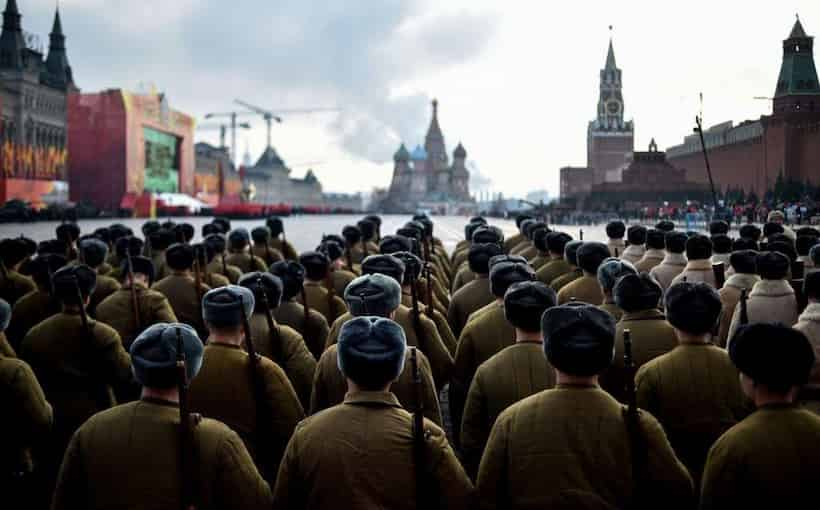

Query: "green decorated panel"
left=143, top=127, right=179, bottom=193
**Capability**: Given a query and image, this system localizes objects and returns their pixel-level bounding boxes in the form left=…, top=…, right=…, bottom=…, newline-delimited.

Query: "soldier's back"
left=88, top=274, right=120, bottom=316
left=477, top=386, right=693, bottom=509
left=636, top=344, right=749, bottom=484
left=451, top=265, right=476, bottom=293
left=701, top=405, right=820, bottom=510
left=601, top=310, right=678, bottom=403
left=51, top=400, right=272, bottom=510
left=0, top=270, right=36, bottom=306
left=557, top=275, right=604, bottom=305
left=152, top=274, right=211, bottom=337
left=536, top=258, right=571, bottom=287
left=273, top=392, right=472, bottom=510
left=96, top=285, right=178, bottom=350
left=309, top=344, right=442, bottom=425
left=249, top=313, right=316, bottom=409
left=717, top=274, right=759, bottom=347
left=226, top=252, right=268, bottom=274
left=7, top=289, right=60, bottom=350
left=187, top=343, right=304, bottom=481
left=202, top=271, right=231, bottom=289
left=207, top=259, right=242, bottom=284
left=551, top=268, right=582, bottom=292
left=252, top=244, right=284, bottom=266
left=461, top=342, right=556, bottom=478
left=650, top=256, right=687, bottom=290
left=275, top=300, right=329, bottom=360
left=270, top=238, right=298, bottom=261
left=331, top=268, right=356, bottom=296
left=300, top=282, right=347, bottom=324
left=448, top=276, right=494, bottom=338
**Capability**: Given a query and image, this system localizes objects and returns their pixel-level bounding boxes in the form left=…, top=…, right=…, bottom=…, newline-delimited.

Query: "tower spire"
left=0, top=0, right=25, bottom=69
left=45, top=4, right=73, bottom=89
left=605, top=27, right=617, bottom=70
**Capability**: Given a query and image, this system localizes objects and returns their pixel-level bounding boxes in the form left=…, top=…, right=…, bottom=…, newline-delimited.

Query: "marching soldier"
left=448, top=243, right=503, bottom=338
left=173, top=222, right=195, bottom=244
left=621, top=225, right=647, bottom=265
left=671, top=235, right=717, bottom=287
left=549, top=240, right=583, bottom=291
left=600, top=273, right=677, bottom=402
left=1, top=297, right=53, bottom=503
left=55, top=223, right=81, bottom=261
left=509, top=218, right=535, bottom=255
left=655, top=219, right=676, bottom=232
left=318, top=239, right=356, bottom=297
left=535, top=231, right=573, bottom=285
left=6, top=254, right=66, bottom=351
left=527, top=226, right=552, bottom=270
left=450, top=258, right=535, bottom=447
left=251, top=226, right=284, bottom=266
left=188, top=286, right=305, bottom=483
left=96, top=255, right=177, bottom=350
left=298, top=251, right=348, bottom=324
left=152, top=243, right=212, bottom=339
left=710, top=234, right=733, bottom=268
left=357, top=218, right=381, bottom=255
left=452, top=220, right=488, bottom=270
left=727, top=251, right=799, bottom=345
left=270, top=260, right=330, bottom=360
left=709, top=220, right=730, bottom=236
left=193, top=242, right=231, bottom=288
left=21, top=265, right=133, bottom=504
left=342, top=224, right=366, bottom=266
left=606, top=220, right=627, bottom=256
left=309, top=273, right=442, bottom=425
left=650, top=231, right=688, bottom=290
left=107, top=235, right=143, bottom=281
left=634, top=229, right=666, bottom=273
left=597, top=257, right=637, bottom=321
left=267, top=216, right=299, bottom=261
left=325, top=258, right=454, bottom=391
left=476, top=303, right=693, bottom=509
left=717, top=250, right=759, bottom=347
left=381, top=235, right=449, bottom=311
left=227, top=229, right=268, bottom=273
left=461, top=281, right=557, bottom=479
left=556, top=241, right=609, bottom=305
left=701, top=323, right=820, bottom=509
left=796, top=235, right=818, bottom=271
left=79, top=238, right=121, bottom=316
left=502, top=214, right=530, bottom=254
left=51, top=322, right=272, bottom=509
left=147, top=228, right=176, bottom=281
left=452, top=226, right=503, bottom=293
left=204, top=233, right=243, bottom=284
left=795, top=271, right=820, bottom=413
left=517, top=222, right=547, bottom=262
left=636, top=282, right=749, bottom=485
left=273, top=316, right=474, bottom=509
left=238, top=272, right=317, bottom=409
left=0, top=238, right=36, bottom=306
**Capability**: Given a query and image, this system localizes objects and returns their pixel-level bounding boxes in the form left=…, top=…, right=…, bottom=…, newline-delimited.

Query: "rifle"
left=622, top=329, right=647, bottom=508
left=256, top=275, right=283, bottom=363
left=423, top=263, right=434, bottom=319
left=712, top=261, right=726, bottom=289
left=408, top=270, right=425, bottom=352
left=792, top=260, right=807, bottom=313
left=739, top=288, right=749, bottom=325
left=238, top=295, right=272, bottom=479
left=192, top=255, right=204, bottom=304
left=175, top=327, right=196, bottom=510
left=125, top=253, right=142, bottom=334
left=72, top=275, right=110, bottom=412
left=579, top=229, right=584, bottom=241
left=410, top=347, right=426, bottom=509
left=324, top=265, right=337, bottom=321
left=221, top=253, right=228, bottom=279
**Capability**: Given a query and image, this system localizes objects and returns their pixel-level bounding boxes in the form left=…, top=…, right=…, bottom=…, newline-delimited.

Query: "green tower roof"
left=775, top=18, right=820, bottom=97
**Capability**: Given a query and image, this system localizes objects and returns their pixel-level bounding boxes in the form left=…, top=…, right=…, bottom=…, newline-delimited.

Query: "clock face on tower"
left=607, top=101, right=620, bottom=114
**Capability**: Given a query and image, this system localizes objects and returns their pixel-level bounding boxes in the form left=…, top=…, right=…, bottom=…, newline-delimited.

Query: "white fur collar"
left=725, top=273, right=760, bottom=291
left=623, top=245, right=645, bottom=257
left=798, top=302, right=820, bottom=323
left=750, top=279, right=794, bottom=297
left=685, top=259, right=713, bottom=271
left=660, top=253, right=687, bottom=266
left=643, top=249, right=665, bottom=259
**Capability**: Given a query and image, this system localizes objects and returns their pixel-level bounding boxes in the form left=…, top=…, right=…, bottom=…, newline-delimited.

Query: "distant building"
left=559, top=39, right=635, bottom=199
left=588, top=140, right=710, bottom=207
left=666, top=17, right=820, bottom=196
left=241, top=145, right=324, bottom=207
left=380, top=100, right=474, bottom=213
left=323, top=192, right=363, bottom=212
left=194, top=142, right=242, bottom=207
left=0, top=2, right=76, bottom=206
left=68, top=90, right=195, bottom=212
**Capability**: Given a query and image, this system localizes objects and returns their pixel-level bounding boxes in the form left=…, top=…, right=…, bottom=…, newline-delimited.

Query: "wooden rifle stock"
left=424, top=263, right=434, bottom=318
left=712, top=261, right=726, bottom=289
left=739, top=288, right=749, bottom=325
left=175, top=326, right=196, bottom=510
left=125, top=253, right=141, bottom=333
left=239, top=295, right=272, bottom=478
left=256, top=275, right=283, bottom=362
left=622, top=329, right=646, bottom=507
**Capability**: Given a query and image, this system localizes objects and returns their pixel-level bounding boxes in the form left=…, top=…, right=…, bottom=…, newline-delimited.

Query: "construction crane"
left=196, top=122, right=251, bottom=155
left=203, top=111, right=258, bottom=165
left=233, top=99, right=340, bottom=150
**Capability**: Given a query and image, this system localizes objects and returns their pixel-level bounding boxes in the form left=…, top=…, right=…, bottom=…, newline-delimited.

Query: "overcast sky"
left=19, top=0, right=820, bottom=196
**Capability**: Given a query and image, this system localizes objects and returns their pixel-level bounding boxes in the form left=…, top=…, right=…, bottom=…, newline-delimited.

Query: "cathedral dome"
left=453, top=142, right=467, bottom=159
left=411, top=145, right=427, bottom=160
left=394, top=144, right=410, bottom=162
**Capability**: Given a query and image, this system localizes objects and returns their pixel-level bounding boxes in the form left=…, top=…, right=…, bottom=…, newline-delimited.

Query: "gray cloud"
left=23, top=0, right=496, bottom=164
